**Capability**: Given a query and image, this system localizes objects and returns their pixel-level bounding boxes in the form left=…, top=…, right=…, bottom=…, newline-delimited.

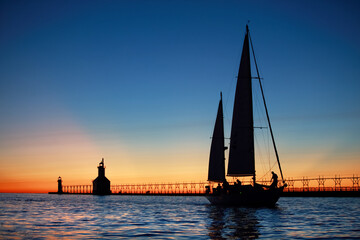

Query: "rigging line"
left=248, top=28, right=285, bottom=184
left=257, top=91, right=272, bottom=170
left=254, top=101, right=268, bottom=171
left=253, top=78, right=268, bottom=134
left=257, top=162, right=277, bottom=181
left=266, top=129, right=271, bottom=171
left=252, top=54, right=272, bottom=178
left=254, top=132, right=268, bottom=177
left=255, top=81, right=271, bottom=166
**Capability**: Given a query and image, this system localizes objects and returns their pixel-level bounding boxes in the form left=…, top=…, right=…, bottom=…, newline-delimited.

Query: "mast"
left=207, top=92, right=226, bottom=182
left=248, top=28, right=285, bottom=183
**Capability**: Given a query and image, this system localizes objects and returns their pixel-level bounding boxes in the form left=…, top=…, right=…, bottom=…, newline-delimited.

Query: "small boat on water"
left=205, top=25, right=286, bottom=207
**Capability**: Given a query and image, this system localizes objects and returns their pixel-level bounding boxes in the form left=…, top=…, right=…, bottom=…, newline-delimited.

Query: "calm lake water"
left=0, top=193, right=359, bottom=239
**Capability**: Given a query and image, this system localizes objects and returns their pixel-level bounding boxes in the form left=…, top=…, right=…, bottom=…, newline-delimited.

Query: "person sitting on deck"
left=216, top=183, right=221, bottom=192
left=222, top=180, right=229, bottom=194
left=233, top=179, right=242, bottom=194
left=270, top=171, right=278, bottom=188
left=212, top=184, right=221, bottom=195
left=205, top=185, right=211, bottom=194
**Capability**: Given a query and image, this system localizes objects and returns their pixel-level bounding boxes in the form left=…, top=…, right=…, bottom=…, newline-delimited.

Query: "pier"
left=282, top=175, right=360, bottom=197
left=52, top=175, right=360, bottom=197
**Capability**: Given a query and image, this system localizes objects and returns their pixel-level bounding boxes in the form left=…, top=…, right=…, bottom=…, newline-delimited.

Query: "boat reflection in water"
left=207, top=205, right=260, bottom=239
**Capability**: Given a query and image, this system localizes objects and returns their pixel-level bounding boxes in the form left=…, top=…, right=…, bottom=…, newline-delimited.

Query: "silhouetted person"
left=222, top=180, right=229, bottom=194
left=205, top=185, right=211, bottom=194
left=270, top=171, right=278, bottom=188
left=233, top=179, right=242, bottom=194
left=216, top=183, right=221, bottom=192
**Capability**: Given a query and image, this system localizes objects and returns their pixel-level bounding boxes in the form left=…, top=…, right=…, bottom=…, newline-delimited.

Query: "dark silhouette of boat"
left=206, top=25, right=286, bottom=207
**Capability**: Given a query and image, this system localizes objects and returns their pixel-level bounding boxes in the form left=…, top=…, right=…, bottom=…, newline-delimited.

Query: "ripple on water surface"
left=0, top=194, right=359, bottom=239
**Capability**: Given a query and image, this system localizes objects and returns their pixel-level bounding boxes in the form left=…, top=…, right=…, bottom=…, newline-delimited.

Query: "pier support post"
left=199, top=183, right=205, bottom=194
left=317, top=176, right=326, bottom=191
left=175, top=183, right=180, bottom=194
left=160, top=184, right=166, bottom=194
left=334, top=175, right=342, bottom=191
left=131, top=185, right=136, bottom=194
left=191, top=183, right=196, bottom=194
left=351, top=175, right=359, bottom=191
left=183, top=183, right=188, bottom=194
left=302, top=177, right=309, bottom=192
left=287, top=178, right=295, bottom=192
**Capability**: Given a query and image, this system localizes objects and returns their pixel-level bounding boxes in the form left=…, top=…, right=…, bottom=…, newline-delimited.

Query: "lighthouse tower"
left=92, top=158, right=111, bottom=195
left=57, top=176, right=63, bottom=193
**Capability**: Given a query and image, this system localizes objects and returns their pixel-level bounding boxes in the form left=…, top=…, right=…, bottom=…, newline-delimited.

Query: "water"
left=0, top=194, right=359, bottom=239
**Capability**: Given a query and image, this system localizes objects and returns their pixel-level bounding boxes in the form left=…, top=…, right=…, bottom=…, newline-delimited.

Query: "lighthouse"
left=57, top=176, right=63, bottom=193
left=92, top=158, right=111, bottom=195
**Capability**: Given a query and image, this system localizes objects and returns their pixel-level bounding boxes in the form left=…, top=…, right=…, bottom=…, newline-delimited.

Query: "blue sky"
left=0, top=0, right=359, bottom=190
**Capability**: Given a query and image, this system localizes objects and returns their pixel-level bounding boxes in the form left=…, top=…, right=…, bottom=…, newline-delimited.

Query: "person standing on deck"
left=270, top=171, right=278, bottom=188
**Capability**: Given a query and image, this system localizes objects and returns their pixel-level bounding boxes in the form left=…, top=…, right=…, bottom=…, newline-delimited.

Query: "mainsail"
left=208, top=93, right=226, bottom=182
left=227, top=26, right=255, bottom=177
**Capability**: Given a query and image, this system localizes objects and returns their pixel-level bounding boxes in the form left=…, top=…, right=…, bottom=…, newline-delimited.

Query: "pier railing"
left=284, top=175, right=359, bottom=192
left=60, top=175, right=359, bottom=194
left=62, top=185, right=93, bottom=194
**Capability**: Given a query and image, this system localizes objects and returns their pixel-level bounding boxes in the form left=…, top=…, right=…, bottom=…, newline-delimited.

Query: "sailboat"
left=206, top=25, right=286, bottom=207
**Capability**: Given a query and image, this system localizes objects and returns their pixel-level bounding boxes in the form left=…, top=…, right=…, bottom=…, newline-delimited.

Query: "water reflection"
left=207, top=205, right=259, bottom=239
left=2, top=195, right=360, bottom=239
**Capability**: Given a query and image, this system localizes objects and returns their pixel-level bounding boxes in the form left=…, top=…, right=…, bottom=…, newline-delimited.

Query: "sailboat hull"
left=205, top=186, right=284, bottom=207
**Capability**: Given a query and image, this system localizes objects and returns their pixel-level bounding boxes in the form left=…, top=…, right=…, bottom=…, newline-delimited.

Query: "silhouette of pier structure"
left=93, top=158, right=111, bottom=195
left=53, top=174, right=360, bottom=197
left=282, top=175, right=360, bottom=197
left=49, top=158, right=111, bottom=195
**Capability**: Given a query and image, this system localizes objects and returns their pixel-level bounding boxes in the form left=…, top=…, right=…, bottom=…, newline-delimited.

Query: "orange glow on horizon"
left=1, top=160, right=359, bottom=194
left=1, top=115, right=359, bottom=193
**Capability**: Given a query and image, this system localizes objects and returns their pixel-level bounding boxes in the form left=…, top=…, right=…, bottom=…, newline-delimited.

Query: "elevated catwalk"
left=50, top=175, right=360, bottom=197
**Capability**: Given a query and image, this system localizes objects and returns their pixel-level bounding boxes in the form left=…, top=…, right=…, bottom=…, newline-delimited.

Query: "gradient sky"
left=1, top=0, right=359, bottom=193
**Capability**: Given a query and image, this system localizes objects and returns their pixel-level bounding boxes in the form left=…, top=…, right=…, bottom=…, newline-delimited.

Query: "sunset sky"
left=1, top=0, right=359, bottom=193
